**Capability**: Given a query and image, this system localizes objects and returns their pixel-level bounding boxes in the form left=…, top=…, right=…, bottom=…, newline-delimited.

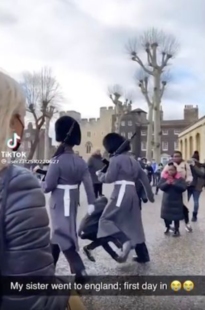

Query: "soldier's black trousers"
left=51, top=244, right=85, bottom=275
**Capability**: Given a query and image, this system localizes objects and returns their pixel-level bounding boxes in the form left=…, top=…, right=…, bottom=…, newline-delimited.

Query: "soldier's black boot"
left=133, top=243, right=150, bottom=263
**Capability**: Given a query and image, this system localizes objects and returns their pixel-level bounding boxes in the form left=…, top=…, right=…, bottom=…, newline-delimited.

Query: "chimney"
left=184, top=105, right=198, bottom=122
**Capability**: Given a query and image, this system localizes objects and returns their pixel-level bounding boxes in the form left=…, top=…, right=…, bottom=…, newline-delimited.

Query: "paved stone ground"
left=46, top=185, right=205, bottom=310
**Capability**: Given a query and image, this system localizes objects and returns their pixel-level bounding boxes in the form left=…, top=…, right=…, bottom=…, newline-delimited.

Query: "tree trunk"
left=115, top=103, right=121, bottom=133
left=153, top=72, right=161, bottom=163
left=44, top=117, right=50, bottom=159
left=146, top=104, right=153, bottom=161
left=28, top=129, right=40, bottom=160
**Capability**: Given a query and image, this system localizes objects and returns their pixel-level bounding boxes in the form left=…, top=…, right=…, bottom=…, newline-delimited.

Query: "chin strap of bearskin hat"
left=100, top=131, right=137, bottom=173
left=52, top=121, right=76, bottom=158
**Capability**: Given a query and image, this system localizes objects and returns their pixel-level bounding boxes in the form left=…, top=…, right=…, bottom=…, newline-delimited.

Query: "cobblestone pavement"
left=46, top=185, right=205, bottom=310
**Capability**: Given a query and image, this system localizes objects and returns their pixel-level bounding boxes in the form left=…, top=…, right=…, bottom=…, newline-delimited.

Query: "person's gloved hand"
left=96, top=170, right=101, bottom=176
left=87, top=204, right=95, bottom=215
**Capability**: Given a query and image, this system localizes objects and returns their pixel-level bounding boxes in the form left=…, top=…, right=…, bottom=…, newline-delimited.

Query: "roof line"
left=178, top=115, right=205, bottom=135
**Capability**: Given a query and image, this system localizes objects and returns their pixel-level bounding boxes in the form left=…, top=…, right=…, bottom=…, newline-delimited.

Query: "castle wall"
left=74, top=106, right=115, bottom=160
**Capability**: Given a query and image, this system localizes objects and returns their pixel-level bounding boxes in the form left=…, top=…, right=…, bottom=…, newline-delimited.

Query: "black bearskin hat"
left=103, top=133, right=130, bottom=154
left=55, top=116, right=81, bottom=146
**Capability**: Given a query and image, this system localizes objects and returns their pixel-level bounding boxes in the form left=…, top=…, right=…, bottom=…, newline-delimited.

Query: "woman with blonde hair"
left=0, top=72, right=85, bottom=310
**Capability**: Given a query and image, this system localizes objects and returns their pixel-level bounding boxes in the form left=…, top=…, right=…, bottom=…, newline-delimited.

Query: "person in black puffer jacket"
left=78, top=196, right=127, bottom=263
left=0, top=71, right=83, bottom=310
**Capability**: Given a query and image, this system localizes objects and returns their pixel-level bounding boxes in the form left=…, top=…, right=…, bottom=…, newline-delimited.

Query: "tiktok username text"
left=1, top=151, right=59, bottom=165
left=1, top=158, right=59, bottom=165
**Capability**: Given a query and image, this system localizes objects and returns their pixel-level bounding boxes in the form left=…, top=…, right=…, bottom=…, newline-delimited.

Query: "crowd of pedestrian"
left=1, top=71, right=205, bottom=309
left=137, top=149, right=205, bottom=236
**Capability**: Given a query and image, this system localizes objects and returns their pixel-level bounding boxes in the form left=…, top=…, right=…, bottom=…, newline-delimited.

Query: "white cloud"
left=0, top=0, right=204, bottom=120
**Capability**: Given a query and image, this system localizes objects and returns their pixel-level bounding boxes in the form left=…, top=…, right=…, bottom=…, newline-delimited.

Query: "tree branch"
left=145, top=44, right=153, bottom=66
left=128, top=28, right=179, bottom=72
left=160, top=81, right=167, bottom=100
left=22, top=67, right=62, bottom=158
left=160, top=54, right=172, bottom=69
left=138, top=78, right=152, bottom=106
left=132, top=54, right=154, bottom=75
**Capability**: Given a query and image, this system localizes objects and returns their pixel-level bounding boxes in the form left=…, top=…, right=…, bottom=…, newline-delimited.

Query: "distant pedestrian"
left=141, top=157, right=147, bottom=169
left=145, top=161, right=154, bottom=183
left=159, top=162, right=187, bottom=237
left=151, top=159, right=158, bottom=185
left=188, top=151, right=205, bottom=221
left=162, top=151, right=193, bottom=232
left=88, top=149, right=104, bottom=198
left=155, top=163, right=164, bottom=195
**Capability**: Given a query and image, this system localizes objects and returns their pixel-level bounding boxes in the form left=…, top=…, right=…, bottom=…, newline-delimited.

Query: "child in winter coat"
left=158, top=162, right=187, bottom=237
left=78, top=196, right=128, bottom=263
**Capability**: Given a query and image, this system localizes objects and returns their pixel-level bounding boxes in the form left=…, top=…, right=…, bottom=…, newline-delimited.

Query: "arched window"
left=86, top=142, right=92, bottom=154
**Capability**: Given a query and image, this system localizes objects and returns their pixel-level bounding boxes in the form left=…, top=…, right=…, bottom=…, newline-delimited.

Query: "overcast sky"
left=0, top=0, right=205, bottom=120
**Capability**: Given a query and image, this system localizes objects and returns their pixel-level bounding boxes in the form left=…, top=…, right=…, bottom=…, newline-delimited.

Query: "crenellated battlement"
left=100, top=106, right=114, bottom=111
left=80, top=118, right=100, bottom=125
left=60, top=110, right=81, bottom=120
left=59, top=106, right=114, bottom=126
left=100, top=106, right=115, bottom=119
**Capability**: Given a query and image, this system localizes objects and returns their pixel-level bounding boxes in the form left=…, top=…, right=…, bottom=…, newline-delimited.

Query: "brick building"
left=112, top=105, right=198, bottom=162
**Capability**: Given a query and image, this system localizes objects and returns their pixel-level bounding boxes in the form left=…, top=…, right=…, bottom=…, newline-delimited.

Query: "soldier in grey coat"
left=42, top=115, right=96, bottom=281
left=97, top=133, right=154, bottom=263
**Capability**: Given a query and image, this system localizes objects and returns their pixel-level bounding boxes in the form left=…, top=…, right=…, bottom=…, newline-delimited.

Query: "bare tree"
left=127, top=28, right=179, bottom=162
left=22, top=67, right=62, bottom=159
left=108, top=85, right=132, bottom=133
left=135, top=70, right=170, bottom=160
